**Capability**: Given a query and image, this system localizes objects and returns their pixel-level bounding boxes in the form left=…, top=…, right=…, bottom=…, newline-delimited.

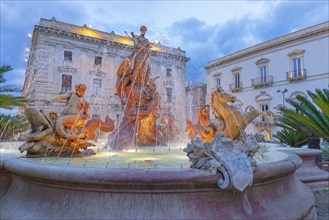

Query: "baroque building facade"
left=186, top=83, right=207, bottom=124
left=22, top=17, right=189, bottom=131
left=205, top=22, right=329, bottom=140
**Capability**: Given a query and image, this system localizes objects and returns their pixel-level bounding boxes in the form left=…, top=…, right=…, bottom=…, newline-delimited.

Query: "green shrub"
left=274, top=129, right=308, bottom=148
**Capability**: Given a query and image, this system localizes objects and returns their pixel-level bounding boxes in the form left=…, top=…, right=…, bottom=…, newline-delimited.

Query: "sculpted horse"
left=211, top=89, right=278, bottom=140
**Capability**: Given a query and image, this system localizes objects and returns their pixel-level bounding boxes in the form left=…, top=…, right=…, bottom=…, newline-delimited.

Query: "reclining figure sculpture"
left=19, top=84, right=115, bottom=156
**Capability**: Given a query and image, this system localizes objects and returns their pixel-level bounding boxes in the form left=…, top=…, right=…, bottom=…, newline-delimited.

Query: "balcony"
left=286, top=69, right=307, bottom=82
left=229, top=82, right=243, bottom=92
left=253, top=115, right=276, bottom=128
left=251, top=75, right=273, bottom=88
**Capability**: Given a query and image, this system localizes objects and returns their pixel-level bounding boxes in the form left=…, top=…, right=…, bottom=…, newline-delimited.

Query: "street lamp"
left=277, top=88, right=288, bottom=108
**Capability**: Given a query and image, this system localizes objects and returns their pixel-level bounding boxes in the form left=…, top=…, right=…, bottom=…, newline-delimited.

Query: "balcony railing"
left=229, top=82, right=243, bottom=92
left=286, top=69, right=307, bottom=82
left=251, top=75, right=273, bottom=88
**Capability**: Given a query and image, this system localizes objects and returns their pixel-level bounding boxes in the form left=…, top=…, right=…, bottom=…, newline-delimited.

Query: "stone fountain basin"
left=0, top=153, right=316, bottom=220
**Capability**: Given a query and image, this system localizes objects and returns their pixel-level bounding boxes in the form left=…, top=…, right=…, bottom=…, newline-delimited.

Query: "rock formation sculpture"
left=184, top=132, right=258, bottom=192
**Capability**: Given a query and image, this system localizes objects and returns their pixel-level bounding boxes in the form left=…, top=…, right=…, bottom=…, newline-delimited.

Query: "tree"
left=0, top=114, right=29, bottom=141
left=275, top=88, right=329, bottom=142
left=0, top=65, right=27, bottom=110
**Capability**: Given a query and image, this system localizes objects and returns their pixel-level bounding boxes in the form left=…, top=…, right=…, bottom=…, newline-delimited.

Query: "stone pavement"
left=314, top=188, right=329, bottom=220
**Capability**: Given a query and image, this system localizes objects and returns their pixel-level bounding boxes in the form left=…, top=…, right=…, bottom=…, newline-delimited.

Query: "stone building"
left=186, top=83, right=207, bottom=123
left=205, top=22, right=329, bottom=140
left=22, top=17, right=189, bottom=131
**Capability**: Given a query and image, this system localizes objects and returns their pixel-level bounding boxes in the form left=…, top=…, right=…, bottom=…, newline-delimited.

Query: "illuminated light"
left=74, top=27, right=103, bottom=39
left=28, top=33, right=32, bottom=38
left=106, top=152, right=117, bottom=156
left=114, top=37, right=134, bottom=46
left=150, top=45, right=163, bottom=52
left=24, top=59, right=28, bottom=62
left=74, top=27, right=163, bottom=51
left=25, top=48, right=30, bottom=51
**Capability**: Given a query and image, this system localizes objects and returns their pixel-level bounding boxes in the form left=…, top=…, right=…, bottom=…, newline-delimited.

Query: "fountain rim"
left=2, top=152, right=301, bottom=190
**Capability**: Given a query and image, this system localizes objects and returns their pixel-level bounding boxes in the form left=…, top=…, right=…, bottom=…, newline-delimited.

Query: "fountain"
left=0, top=25, right=317, bottom=219
left=107, top=25, right=166, bottom=150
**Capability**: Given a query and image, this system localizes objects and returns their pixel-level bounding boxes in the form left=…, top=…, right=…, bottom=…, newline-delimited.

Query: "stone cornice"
left=255, top=58, right=270, bottom=65
left=35, top=25, right=190, bottom=63
left=205, top=23, right=329, bottom=71
left=89, top=69, right=106, bottom=77
left=58, top=65, right=77, bottom=73
left=287, top=49, right=305, bottom=57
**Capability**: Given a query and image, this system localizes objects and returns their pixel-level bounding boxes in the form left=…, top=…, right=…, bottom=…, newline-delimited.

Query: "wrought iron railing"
left=229, top=82, right=243, bottom=92
left=286, top=68, right=307, bottom=81
left=251, top=75, right=273, bottom=88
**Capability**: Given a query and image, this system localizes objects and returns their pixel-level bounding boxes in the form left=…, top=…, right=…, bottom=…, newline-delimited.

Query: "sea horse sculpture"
left=185, top=105, right=219, bottom=143
left=211, top=89, right=278, bottom=140
left=19, top=84, right=115, bottom=156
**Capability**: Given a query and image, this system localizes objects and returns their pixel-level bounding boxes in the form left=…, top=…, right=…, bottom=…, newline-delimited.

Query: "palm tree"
left=0, top=65, right=27, bottom=109
left=276, top=88, right=329, bottom=142
left=273, top=129, right=308, bottom=148
left=276, top=88, right=329, bottom=168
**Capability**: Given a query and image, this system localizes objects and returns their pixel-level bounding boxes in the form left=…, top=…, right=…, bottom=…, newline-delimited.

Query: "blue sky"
left=0, top=0, right=328, bottom=105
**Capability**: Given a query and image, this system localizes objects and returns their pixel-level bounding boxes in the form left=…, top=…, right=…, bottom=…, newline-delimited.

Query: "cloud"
left=0, top=0, right=328, bottom=88
left=2, top=68, right=25, bottom=91
left=163, top=0, right=329, bottom=84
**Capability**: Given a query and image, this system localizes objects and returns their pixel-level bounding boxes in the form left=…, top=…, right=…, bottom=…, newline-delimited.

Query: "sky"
left=0, top=0, right=329, bottom=115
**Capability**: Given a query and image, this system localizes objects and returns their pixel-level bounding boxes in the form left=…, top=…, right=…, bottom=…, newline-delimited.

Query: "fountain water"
left=0, top=25, right=318, bottom=219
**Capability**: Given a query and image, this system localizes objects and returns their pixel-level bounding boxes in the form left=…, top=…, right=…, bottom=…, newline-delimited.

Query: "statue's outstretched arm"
left=46, top=92, right=72, bottom=105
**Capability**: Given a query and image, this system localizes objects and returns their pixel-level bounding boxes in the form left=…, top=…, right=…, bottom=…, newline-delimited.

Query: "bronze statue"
left=19, top=84, right=115, bottom=156
left=186, top=89, right=278, bottom=142
left=185, top=105, right=218, bottom=143
left=107, top=26, right=166, bottom=150
left=211, top=89, right=278, bottom=139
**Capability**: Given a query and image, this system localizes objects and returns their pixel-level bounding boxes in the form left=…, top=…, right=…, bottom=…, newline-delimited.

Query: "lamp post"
left=277, top=88, right=288, bottom=108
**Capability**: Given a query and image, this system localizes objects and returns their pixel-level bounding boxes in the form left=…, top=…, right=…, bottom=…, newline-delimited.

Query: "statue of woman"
left=116, top=25, right=151, bottom=103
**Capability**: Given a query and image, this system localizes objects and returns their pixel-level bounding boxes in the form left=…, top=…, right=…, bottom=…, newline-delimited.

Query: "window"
left=287, top=49, right=305, bottom=80
left=292, top=57, right=302, bottom=77
left=166, top=68, right=172, bottom=77
left=94, top=56, right=102, bottom=66
left=166, top=87, right=173, bottom=103
left=259, top=65, right=267, bottom=83
left=93, top=78, right=102, bottom=96
left=64, top=51, right=73, bottom=62
left=260, top=104, right=269, bottom=121
left=61, top=74, right=72, bottom=93
left=216, top=78, right=221, bottom=89
left=234, top=73, right=240, bottom=88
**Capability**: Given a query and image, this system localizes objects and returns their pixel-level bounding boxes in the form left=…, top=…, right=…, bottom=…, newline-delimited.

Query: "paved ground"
left=314, top=188, right=329, bottom=220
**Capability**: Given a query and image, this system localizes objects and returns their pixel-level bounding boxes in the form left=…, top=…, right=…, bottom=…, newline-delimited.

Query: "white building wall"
left=206, top=22, right=329, bottom=138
